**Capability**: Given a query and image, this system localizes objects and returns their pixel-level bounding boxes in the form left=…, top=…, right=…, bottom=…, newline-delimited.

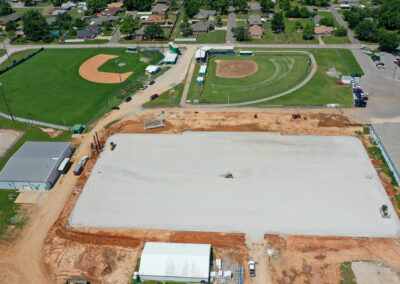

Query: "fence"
left=0, top=48, right=43, bottom=75
left=0, top=111, right=72, bottom=130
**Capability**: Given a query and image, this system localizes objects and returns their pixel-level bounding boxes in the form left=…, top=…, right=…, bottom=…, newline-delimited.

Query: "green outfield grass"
left=252, top=49, right=361, bottom=106
left=188, top=53, right=310, bottom=104
left=0, top=48, right=162, bottom=125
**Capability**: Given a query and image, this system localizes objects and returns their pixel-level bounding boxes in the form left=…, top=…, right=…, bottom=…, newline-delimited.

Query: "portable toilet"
left=72, top=124, right=84, bottom=134
left=169, top=42, right=181, bottom=54
left=199, top=65, right=207, bottom=76
left=197, top=77, right=204, bottom=85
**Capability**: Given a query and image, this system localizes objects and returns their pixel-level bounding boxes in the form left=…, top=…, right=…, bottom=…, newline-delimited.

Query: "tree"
left=294, top=21, right=303, bottom=31
left=73, top=18, right=86, bottom=29
left=219, top=0, right=230, bottom=14
left=355, top=20, right=378, bottom=41
left=144, top=24, right=163, bottom=39
left=234, top=0, right=247, bottom=13
left=22, top=0, right=33, bottom=7
left=282, top=0, right=291, bottom=11
left=319, top=16, right=334, bottom=26
left=334, top=26, right=347, bottom=36
left=216, top=15, right=222, bottom=26
left=102, top=21, right=112, bottom=31
left=378, top=29, right=400, bottom=51
left=169, top=0, right=177, bottom=10
left=120, top=15, right=140, bottom=37
left=123, top=0, right=152, bottom=11
left=55, top=12, right=72, bottom=30
left=22, top=9, right=49, bottom=41
left=302, top=22, right=315, bottom=39
left=183, top=0, right=201, bottom=18
left=260, top=0, right=274, bottom=13
left=231, top=26, right=249, bottom=41
left=5, top=20, right=17, bottom=31
left=271, top=13, right=285, bottom=32
left=87, top=0, right=107, bottom=13
left=0, top=0, right=14, bottom=16
left=51, top=0, right=66, bottom=7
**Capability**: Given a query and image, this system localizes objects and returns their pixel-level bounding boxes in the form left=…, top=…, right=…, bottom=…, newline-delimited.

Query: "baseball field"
left=188, top=52, right=310, bottom=104
left=0, top=48, right=162, bottom=125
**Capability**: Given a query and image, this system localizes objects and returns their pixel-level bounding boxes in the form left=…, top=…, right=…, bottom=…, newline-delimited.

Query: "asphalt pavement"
left=227, top=10, right=236, bottom=44
left=329, top=5, right=360, bottom=45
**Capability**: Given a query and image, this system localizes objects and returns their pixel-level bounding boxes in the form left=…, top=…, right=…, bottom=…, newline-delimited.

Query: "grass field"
left=0, top=190, right=21, bottom=241
left=143, top=82, right=184, bottom=108
left=0, top=48, right=162, bottom=125
left=252, top=49, right=362, bottom=106
left=188, top=53, right=310, bottom=104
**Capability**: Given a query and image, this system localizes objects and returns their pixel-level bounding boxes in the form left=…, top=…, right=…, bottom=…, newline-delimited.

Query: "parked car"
left=380, top=52, right=388, bottom=56
left=376, top=62, right=385, bottom=69
left=363, top=50, right=372, bottom=55
left=111, top=106, right=120, bottom=110
left=73, top=163, right=83, bottom=176
left=125, top=96, right=132, bottom=102
left=249, top=261, right=256, bottom=277
left=150, top=94, right=159, bottom=100
left=80, top=156, right=89, bottom=167
left=149, top=80, right=155, bottom=85
left=360, top=45, right=366, bottom=49
left=394, top=58, right=400, bottom=66
left=355, top=98, right=367, bottom=108
left=140, top=84, right=148, bottom=90
left=353, top=88, right=363, bottom=93
left=351, top=73, right=362, bottom=78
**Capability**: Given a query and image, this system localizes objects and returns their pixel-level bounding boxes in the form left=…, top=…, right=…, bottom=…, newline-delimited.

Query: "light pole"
left=393, top=64, right=397, bottom=80
left=0, top=83, right=14, bottom=121
left=115, top=59, right=126, bottom=89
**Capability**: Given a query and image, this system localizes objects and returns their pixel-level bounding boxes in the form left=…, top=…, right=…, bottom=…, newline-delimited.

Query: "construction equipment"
left=380, top=204, right=391, bottom=218
left=110, top=142, right=116, bottom=151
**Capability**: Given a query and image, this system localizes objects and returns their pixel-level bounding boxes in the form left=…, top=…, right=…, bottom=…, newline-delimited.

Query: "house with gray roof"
left=371, top=123, right=400, bottom=185
left=91, top=15, right=120, bottom=25
left=0, top=13, right=20, bottom=27
left=194, top=9, right=216, bottom=20
left=0, top=142, right=73, bottom=190
left=135, top=25, right=146, bottom=37
left=46, top=17, right=57, bottom=25
left=248, top=14, right=262, bottom=26
left=77, top=24, right=102, bottom=39
left=248, top=2, right=261, bottom=12
left=192, top=21, right=211, bottom=33
left=152, top=3, right=169, bottom=15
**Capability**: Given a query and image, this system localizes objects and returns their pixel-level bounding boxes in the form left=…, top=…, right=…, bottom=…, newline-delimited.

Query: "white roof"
left=195, top=46, right=234, bottom=58
left=164, top=52, right=177, bottom=62
left=139, top=242, right=211, bottom=279
left=199, top=65, right=207, bottom=73
left=342, top=75, right=351, bottom=82
left=197, top=76, right=204, bottom=81
left=145, top=65, right=160, bottom=72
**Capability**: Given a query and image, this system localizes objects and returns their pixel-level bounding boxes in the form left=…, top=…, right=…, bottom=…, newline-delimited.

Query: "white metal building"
left=195, top=46, right=235, bottom=63
left=164, top=51, right=178, bottom=65
left=145, top=65, right=161, bottom=74
left=0, top=142, right=73, bottom=190
left=138, top=242, right=211, bottom=283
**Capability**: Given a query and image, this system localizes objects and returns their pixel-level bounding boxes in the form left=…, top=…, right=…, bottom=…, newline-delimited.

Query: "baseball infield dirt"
left=79, top=54, right=133, bottom=84
left=215, top=59, right=258, bottom=78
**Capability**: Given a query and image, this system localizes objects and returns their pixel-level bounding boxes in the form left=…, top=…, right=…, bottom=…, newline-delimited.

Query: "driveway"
left=227, top=10, right=236, bottom=44
left=348, top=50, right=400, bottom=122
left=329, top=5, right=360, bottom=45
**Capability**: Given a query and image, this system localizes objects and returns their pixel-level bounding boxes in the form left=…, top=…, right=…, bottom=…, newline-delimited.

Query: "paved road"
left=109, top=26, right=122, bottom=44
left=227, top=10, right=237, bottom=44
left=329, top=5, right=360, bottom=45
left=180, top=51, right=317, bottom=107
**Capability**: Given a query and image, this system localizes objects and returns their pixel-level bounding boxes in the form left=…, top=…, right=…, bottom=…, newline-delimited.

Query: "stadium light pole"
left=115, top=60, right=126, bottom=89
left=0, top=83, right=14, bottom=121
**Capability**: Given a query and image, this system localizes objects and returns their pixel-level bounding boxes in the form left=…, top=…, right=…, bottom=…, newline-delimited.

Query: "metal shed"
left=138, top=242, right=211, bottom=283
left=0, top=142, right=73, bottom=190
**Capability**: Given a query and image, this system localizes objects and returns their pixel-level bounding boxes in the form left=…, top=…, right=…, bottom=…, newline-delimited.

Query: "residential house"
left=77, top=24, right=102, bottom=40
left=52, top=10, right=67, bottom=16
left=46, top=17, right=56, bottom=25
left=101, top=7, right=124, bottom=16
left=249, top=25, right=263, bottom=38
left=248, top=14, right=262, bottom=26
left=194, top=9, right=216, bottom=21
left=192, top=21, right=210, bottom=33
left=91, top=15, right=120, bottom=25
left=108, top=1, right=123, bottom=8
left=61, top=2, right=76, bottom=10
left=307, top=5, right=318, bottom=12
left=314, top=25, right=334, bottom=36
left=248, top=2, right=261, bottom=12
left=151, top=4, right=169, bottom=15
left=142, top=14, right=173, bottom=25
left=313, top=14, right=323, bottom=26
left=0, top=13, right=20, bottom=29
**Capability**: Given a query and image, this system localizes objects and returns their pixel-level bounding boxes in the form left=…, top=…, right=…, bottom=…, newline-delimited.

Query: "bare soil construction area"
left=3, top=110, right=400, bottom=284
left=0, top=129, right=23, bottom=160
left=215, top=59, right=258, bottom=78
left=78, top=54, right=133, bottom=84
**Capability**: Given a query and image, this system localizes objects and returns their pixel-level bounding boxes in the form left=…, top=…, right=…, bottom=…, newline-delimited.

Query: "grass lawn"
left=340, top=262, right=357, bottom=284
left=197, top=30, right=226, bottom=44
left=188, top=53, right=310, bottom=104
left=143, top=82, right=184, bottom=108
left=0, top=48, right=162, bottom=125
left=0, top=190, right=21, bottom=241
left=0, top=117, right=72, bottom=171
left=0, top=49, right=6, bottom=57
left=322, top=36, right=351, bottom=44
left=13, top=7, right=43, bottom=16
left=0, top=49, right=36, bottom=70
left=252, top=49, right=362, bottom=106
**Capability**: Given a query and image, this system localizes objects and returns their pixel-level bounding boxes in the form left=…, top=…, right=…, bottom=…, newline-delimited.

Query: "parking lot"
left=69, top=132, right=400, bottom=240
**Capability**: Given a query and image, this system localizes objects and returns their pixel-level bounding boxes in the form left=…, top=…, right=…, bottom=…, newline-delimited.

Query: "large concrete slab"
left=69, top=132, right=400, bottom=239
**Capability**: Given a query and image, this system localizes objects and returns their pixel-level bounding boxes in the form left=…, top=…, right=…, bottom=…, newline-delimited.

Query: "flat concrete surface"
left=69, top=132, right=400, bottom=239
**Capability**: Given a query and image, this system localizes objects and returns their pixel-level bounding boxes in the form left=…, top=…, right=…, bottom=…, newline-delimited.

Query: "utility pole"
left=393, top=65, right=397, bottom=80
left=0, top=83, right=14, bottom=121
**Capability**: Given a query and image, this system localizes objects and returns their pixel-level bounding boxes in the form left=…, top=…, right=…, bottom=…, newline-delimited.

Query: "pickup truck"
left=249, top=261, right=255, bottom=277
